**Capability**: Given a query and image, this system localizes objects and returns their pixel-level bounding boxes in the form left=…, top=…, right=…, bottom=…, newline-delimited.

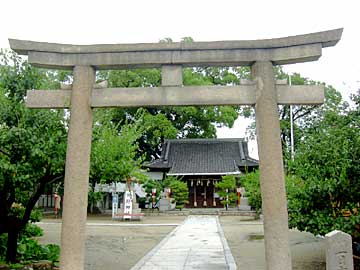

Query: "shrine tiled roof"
left=145, top=138, right=258, bottom=175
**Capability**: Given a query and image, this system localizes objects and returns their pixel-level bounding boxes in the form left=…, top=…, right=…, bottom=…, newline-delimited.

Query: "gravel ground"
left=37, top=216, right=186, bottom=270
left=37, top=215, right=326, bottom=270
left=219, top=216, right=326, bottom=270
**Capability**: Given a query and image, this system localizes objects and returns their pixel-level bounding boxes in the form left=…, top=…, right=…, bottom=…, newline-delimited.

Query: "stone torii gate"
left=9, top=28, right=342, bottom=270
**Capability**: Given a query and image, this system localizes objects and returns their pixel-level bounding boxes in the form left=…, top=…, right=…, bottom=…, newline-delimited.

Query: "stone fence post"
left=325, top=230, right=354, bottom=270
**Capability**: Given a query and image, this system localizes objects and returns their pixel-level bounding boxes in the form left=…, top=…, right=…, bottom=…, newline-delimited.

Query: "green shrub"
left=163, top=176, right=189, bottom=210
left=43, top=244, right=60, bottom=262
left=286, top=174, right=360, bottom=239
left=9, top=263, right=24, bottom=269
left=17, top=237, right=46, bottom=261
left=8, top=205, right=42, bottom=223
left=0, top=234, right=7, bottom=262
left=0, top=229, right=60, bottom=264
left=17, top=237, right=60, bottom=263
left=22, top=224, right=43, bottom=238
left=241, top=170, right=262, bottom=213
left=29, top=209, right=42, bottom=223
left=142, top=179, right=163, bottom=206
left=214, top=175, right=238, bottom=208
left=88, top=188, right=104, bottom=214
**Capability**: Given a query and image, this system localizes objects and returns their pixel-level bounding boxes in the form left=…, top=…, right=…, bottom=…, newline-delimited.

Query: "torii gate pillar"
left=252, top=61, right=291, bottom=269
left=60, top=66, right=95, bottom=270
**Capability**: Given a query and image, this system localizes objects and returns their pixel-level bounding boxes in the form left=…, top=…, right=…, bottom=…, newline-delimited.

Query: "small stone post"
left=60, top=66, right=95, bottom=270
left=252, top=61, right=292, bottom=270
left=325, top=230, right=354, bottom=270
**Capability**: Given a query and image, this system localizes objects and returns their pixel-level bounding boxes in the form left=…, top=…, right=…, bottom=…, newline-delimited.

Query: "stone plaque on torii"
left=9, top=28, right=342, bottom=270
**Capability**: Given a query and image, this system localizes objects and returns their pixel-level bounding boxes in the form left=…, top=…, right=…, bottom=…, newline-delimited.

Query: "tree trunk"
left=6, top=228, right=19, bottom=263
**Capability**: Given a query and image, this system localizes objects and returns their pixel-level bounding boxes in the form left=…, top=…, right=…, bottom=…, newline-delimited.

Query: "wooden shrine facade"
left=146, top=139, right=258, bottom=208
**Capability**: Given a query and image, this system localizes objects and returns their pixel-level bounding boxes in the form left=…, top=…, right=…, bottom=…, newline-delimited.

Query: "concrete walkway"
left=131, top=215, right=236, bottom=270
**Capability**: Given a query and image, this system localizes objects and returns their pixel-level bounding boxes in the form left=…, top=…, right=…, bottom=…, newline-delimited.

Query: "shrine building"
left=145, top=138, right=258, bottom=208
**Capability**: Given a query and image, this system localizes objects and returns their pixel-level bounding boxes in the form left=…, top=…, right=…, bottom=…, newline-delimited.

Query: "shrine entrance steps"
left=131, top=215, right=236, bottom=270
left=187, top=208, right=255, bottom=216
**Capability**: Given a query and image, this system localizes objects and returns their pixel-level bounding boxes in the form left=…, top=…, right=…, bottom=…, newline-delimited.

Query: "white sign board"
left=112, top=193, right=118, bottom=218
left=123, top=191, right=133, bottom=220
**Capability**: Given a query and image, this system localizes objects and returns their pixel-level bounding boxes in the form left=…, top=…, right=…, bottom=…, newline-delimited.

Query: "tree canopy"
left=240, top=74, right=360, bottom=243
left=0, top=51, right=147, bottom=262
left=0, top=51, right=67, bottom=262
left=90, top=109, right=146, bottom=184
left=101, top=38, right=259, bottom=185
left=287, top=89, right=360, bottom=240
left=97, top=63, right=250, bottom=160
left=244, top=67, right=344, bottom=162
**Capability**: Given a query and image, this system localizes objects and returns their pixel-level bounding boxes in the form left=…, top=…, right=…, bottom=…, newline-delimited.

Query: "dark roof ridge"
left=145, top=138, right=259, bottom=173
left=238, top=141, right=246, bottom=160
left=164, top=141, right=170, bottom=162
left=164, top=138, right=245, bottom=143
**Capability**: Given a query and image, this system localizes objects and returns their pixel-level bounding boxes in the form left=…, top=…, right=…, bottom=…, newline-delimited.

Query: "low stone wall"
left=142, top=208, right=257, bottom=217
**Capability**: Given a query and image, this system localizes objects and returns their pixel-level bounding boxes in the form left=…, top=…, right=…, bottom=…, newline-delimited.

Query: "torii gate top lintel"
left=7, top=29, right=343, bottom=109
left=9, top=28, right=342, bottom=69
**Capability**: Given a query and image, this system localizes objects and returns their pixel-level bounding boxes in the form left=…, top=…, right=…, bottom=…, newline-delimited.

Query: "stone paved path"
left=131, top=215, right=236, bottom=270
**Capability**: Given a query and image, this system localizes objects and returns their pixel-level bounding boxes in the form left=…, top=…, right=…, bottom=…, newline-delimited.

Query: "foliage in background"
left=22, top=223, right=43, bottom=238
left=244, top=68, right=344, bottom=165
left=0, top=50, right=67, bottom=263
left=96, top=38, right=252, bottom=160
left=240, top=170, right=262, bottom=213
left=287, top=91, right=360, bottom=240
left=97, top=65, right=245, bottom=160
left=142, top=179, right=163, bottom=206
left=90, top=110, right=147, bottom=184
left=214, top=175, right=237, bottom=208
left=0, top=223, right=59, bottom=265
left=0, top=50, right=152, bottom=262
left=163, top=176, right=189, bottom=210
left=17, top=238, right=59, bottom=263
left=87, top=187, right=104, bottom=214
left=142, top=177, right=190, bottom=210
left=240, top=68, right=360, bottom=241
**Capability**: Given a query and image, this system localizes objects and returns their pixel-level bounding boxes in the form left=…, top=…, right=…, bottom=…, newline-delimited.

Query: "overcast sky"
left=1, top=0, right=359, bottom=158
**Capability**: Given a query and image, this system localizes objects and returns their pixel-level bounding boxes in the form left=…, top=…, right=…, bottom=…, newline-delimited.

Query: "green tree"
left=90, top=110, right=146, bottom=184
left=214, top=175, right=237, bottom=209
left=87, top=187, right=104, bottom=214
left=96, top=66, right=244, bottom=160
left=96, top=38, right=251, bottom=160
left=241, top=170, right=262, bottom=213
left=0, top=51, right=67, bottom=263
left=89, top=110, right=147, bottom=212
left=163, top=176, right=189, bottom=210
left=142, top=179, right=163, bottom=207
left=287, top=90, right=360, bottom=241
left=0, top=50, right=149, bottom=262
left=244, top=67, right=343, bottom=164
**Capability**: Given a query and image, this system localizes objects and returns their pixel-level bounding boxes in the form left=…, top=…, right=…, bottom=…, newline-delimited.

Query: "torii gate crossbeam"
left=9, top=28, right=342, bottom=270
